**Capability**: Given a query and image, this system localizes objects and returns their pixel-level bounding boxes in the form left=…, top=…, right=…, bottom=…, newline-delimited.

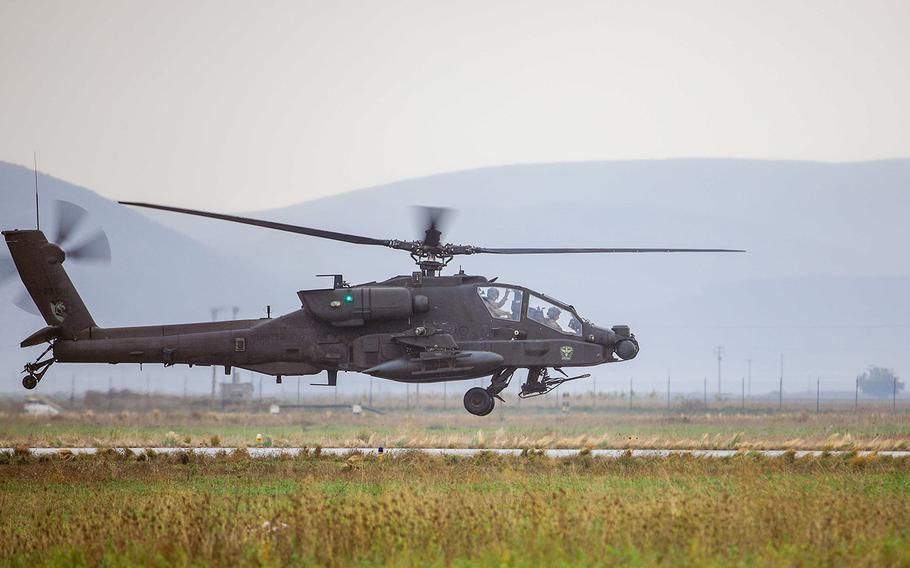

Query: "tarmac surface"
left=3, top=447, right=910, bottom=458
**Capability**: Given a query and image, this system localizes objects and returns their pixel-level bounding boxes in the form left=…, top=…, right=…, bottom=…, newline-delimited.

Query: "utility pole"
left=746, top=359, right=752, bottom=398
left=778, top=354, right=784, bottom=411
left=741, top=376, right=745, bottom=410
left=714, top=346, right=725, bottom=396
left=416, top=383, right=420, bottom=408
left=666, top=370, right=671, bottom=411
left=442, top=381, right=446, bottom=410
left=297, top=378, right=301, bottom=405
left=369, top=378, right=374, bottom=407
left=183, top=376, right=187, bottom=400
left=258, top=375, right=262, bottom=403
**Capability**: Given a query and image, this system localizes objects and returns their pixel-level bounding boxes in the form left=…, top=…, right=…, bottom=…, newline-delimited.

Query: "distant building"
left=23, top=397, right=62, bottom=416
left=220, top=382, right=254, bottom=402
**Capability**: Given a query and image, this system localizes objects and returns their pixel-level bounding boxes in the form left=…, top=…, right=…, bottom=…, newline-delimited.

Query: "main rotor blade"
left=473, top=247, right=746, bottom=254
left=120, top=202, right=393, bottom=247
left=0, top=255, right=16, bottom=283
left=67, top=230, right=112, bottom=263
left=54, top=200, right=89, bottom=247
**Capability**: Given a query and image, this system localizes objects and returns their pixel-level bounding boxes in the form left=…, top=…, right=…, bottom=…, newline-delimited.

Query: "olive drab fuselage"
left=52, top=270, right=638, bottom=383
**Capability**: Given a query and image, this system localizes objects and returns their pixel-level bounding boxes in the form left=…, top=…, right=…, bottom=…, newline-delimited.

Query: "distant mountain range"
left=1, top=159, right=908, bottom=395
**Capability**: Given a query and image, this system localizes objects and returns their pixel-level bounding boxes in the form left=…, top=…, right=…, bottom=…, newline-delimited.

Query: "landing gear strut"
left=21, top=344, right=56, bottom=390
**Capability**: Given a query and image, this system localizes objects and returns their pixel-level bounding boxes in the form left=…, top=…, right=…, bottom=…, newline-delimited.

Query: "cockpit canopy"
left=477, top=285, right=582, bottom=336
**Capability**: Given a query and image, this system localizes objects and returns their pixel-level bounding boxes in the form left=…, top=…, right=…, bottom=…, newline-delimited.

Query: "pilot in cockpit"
left=483, top=288, right=512, bottom=319
left=543, top=306, right=564, bottom=331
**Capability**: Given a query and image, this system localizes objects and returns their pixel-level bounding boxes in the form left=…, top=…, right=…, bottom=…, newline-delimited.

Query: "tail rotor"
left=51, top=201, right=112, bottom=264
left=1, top=200, right=111, bottom=315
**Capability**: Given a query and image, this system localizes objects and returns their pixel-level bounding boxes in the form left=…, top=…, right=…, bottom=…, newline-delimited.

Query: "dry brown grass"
left=2, top=408, right=910, bottom=451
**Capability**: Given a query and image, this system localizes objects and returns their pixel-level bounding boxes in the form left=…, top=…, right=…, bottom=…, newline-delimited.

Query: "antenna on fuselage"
left=33, top=152, right=40, bottom=230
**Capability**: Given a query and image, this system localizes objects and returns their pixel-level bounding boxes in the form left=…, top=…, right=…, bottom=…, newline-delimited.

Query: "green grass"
left=1, top=452, right=909, bottom=566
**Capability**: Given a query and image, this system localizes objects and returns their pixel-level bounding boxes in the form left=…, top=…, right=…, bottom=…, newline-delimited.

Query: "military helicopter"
left=2, top=200, right=742, bottom=416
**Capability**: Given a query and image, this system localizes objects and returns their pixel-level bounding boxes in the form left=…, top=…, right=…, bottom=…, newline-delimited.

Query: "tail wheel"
left=464, top=387, right=495, bottom=416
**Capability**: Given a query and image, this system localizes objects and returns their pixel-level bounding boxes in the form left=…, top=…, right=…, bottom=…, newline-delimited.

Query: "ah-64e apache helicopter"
left=2, top=200, right=742, bottom=416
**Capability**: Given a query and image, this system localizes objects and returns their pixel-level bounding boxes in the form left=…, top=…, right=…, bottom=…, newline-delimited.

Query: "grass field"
left=3, top=408, right=910, bottom=451
left=1, top=451, right=909, bottom=567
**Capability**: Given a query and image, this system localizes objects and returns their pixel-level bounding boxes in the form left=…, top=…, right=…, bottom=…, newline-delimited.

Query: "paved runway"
left=3, top=447, right=909, bottom=458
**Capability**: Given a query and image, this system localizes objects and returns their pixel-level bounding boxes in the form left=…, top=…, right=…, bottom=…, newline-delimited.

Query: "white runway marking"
left=2, top=447, right=909, bottom=458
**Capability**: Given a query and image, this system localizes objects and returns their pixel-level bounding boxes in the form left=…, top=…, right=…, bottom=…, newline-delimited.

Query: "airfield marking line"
left=2, top=448, right=909, bottom=458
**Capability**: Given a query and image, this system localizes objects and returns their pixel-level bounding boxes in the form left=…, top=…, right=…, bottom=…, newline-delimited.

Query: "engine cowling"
left=299, top=287, right=424, bottom=327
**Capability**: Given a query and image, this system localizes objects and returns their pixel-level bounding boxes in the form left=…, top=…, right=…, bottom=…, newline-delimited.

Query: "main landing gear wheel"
left=22, top=375, right=38, bottom=390
left=464, top=387, right=495, bottom=416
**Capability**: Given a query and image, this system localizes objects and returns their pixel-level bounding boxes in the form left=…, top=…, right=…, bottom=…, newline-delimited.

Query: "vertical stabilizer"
left=3, top=229, right=96, bottom=338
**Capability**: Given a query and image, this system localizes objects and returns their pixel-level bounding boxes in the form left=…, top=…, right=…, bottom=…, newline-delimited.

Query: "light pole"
left=741, top=376, right=745, bottom=410
left=714, top=346, right=725, bottom=396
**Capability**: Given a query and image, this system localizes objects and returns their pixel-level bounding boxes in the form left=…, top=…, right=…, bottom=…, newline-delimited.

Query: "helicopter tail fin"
left=3, top=229, right=97, bottom=339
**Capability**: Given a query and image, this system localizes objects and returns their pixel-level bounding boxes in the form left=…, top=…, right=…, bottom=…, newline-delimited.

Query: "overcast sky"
left=2, top=0, right=909, bottom=211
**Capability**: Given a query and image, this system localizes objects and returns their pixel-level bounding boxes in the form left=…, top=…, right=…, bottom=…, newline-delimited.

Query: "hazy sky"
left=2, top=0, right=909, bottom=211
